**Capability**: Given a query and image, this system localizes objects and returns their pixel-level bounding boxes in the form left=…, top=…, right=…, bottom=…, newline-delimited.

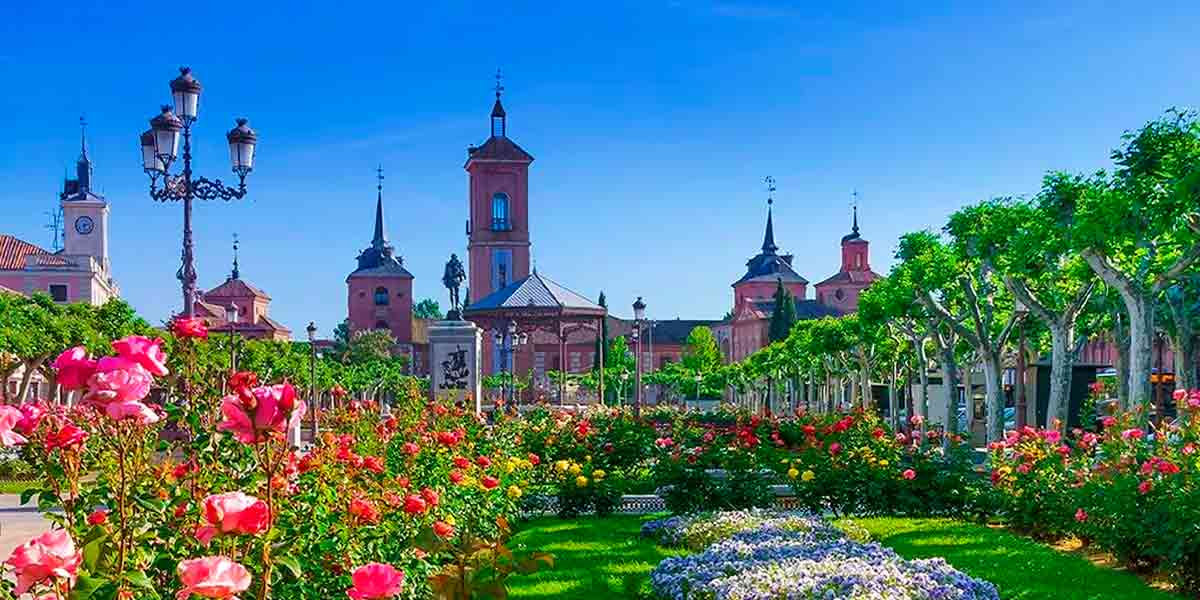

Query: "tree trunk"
left=1111, top=320, right=1131, bottom=410
left=914, top=341, right=930, bottom=424
left=1166, top=289, right=1198, bottom=392
left=939, top=345, right=959, bottom=436
left=981, top=350, right=1005, bottom=442
left=1126, top=298, right=1155, bottom=414
left=1045, top=326, right=1073, bottom=429
left=16, top=355, right=50, bottom=403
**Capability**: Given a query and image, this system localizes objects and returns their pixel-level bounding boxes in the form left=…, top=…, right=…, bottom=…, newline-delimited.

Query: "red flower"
left=872, top=428, right=885, bottom=439
left=575, top=420, right=592, bottom=437
left=828, top=442, right=842, bottom=456
left=402, top=442, right=420, bottom=456
left=902, top=469, right=916, bottom=480
left=481, top=475, right=500, bottom=490
left=349, top=497, right=380, bottom=523
left=363, top=456, right=386, bottom=474
left=452, top=456, right=471, bottom=469
left=527, top=453, right=541, bottom=466
left=1138, top=480, right=1153, bottom=495
left=402, top=494, right=427, bottom=515
left=171, top=316, right=209, bottom=339
left=475, top=455, right=492, bottom=468
left=449, top=470, right=465, bottom=484
left=420, top=487, right=439, bottom=508
left=433, top=520, right=454, bottom=538
left=1075, top=508, right=1088, bottom=522
left=346, top=562, right=404, bottom=599
left=87, top=509, right=108, bottom=525
left=44, top=423, right=88, bottom=451
left=52, top=347, right=97, bottom=391
left=436, top=431, right=460, bottom=447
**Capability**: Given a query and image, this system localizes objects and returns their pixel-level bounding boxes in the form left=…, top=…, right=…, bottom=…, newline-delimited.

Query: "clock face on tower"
left=74, top=216, right=94, bottom=235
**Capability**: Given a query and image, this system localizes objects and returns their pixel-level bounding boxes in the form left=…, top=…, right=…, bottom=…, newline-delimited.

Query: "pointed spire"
left=491, top=68, right=506, bottom=137
left=842, top=190, right=863, bottom=243
left=76, top=115, right=93, bottom=193
left=761, top=176, right=778, bottom=254
left=851, top=190, right=860, bottom=234
left=231, top=233, right=240, bottom=280
left=372, top=165, right=387, bottom=248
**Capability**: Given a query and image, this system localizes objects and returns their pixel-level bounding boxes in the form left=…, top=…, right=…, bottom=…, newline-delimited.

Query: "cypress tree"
left=768, top=278, right=797, bottom=342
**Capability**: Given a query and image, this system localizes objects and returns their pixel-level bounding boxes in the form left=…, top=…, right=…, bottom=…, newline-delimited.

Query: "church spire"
left=842, top=190, right=862, bottom=243
left=491, top=68, right=506, bottom=138
left=76, top=116, right=93, bottom=193
left=372, top=165, right=387, bottom=249
left=761, top=176, right=778, bottom=254
left=231, top=233, right=240, bottom=280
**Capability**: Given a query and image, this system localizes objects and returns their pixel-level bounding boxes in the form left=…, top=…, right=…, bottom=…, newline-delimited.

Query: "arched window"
left=491, top=192, right=510, bottom=231
left=374, top=286, right=389, bottom=306
left=374, top=320, right=390, bottom=331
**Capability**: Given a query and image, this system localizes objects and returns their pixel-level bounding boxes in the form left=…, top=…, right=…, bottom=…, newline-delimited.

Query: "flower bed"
left=644, top=511, right=999, bottom=599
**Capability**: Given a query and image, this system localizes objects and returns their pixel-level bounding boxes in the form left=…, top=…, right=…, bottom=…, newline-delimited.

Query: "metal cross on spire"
left=764, top=175, right=776, bottom=206
left=376, top=164, right=385, bottom=192
left=494, top=68, right=505, bottom=99
left=231, top=233, right=240, bottom=279
left=851, top=189, right=860, bottom=233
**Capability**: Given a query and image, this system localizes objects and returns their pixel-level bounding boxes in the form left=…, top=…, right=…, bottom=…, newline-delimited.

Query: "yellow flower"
left=780, top=458, right=789, bottom=464
left=585, top=455, right=592, bottom=462
left=505, top=462, right=516, bottom=474
left=787, top=468, right=800, bottom=479
left=801, top=470, right=816, bottom=482
left=569, top=464, right=582, bottom=475
left=555, top=460, right=570, bottom=473
left=445, top=514, right=456, bottom=526
left=575, top=475, right=589, bottom=487
left=593, top=469, right=606, bottom=479
left=507, top=485, right=523, bottom=499
left=878, top=459, right=889, bottom=467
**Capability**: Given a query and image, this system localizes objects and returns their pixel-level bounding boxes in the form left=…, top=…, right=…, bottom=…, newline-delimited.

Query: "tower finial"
left=761, top=176, right=778, bottom=254
left=79, top=115, right=88, bottom=160
left=231, top=233, right=240, bottom=280
left=372, top=165, right=387, bottom=248
left=851, top=190, right=860, bottom=234
left=494, top=68, right=505, bottom=100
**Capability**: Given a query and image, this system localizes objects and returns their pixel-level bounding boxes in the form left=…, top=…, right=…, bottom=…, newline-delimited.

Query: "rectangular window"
left=534, top=352, right=546, bottom=378
left=570, top=352, right=581, bottom=372
left=490, top=249, right=513, bottom=292
left=49, top=284, right=68, bottom=302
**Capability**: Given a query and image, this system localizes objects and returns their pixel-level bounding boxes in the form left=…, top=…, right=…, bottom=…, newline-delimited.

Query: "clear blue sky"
left=1, top=1, right=1197, bottom=337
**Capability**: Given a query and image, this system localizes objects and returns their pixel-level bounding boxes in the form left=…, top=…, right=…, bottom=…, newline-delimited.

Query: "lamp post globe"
left=632, top=296, right=646, bottom=416
left=149, top=106, right=183, bottom=166
left=306, top=321, right=317, bottom=342
left=226, top=118, right=258, bottom=177
left=140, top=130, right=164, bottom=175
left=633, top=296, right=646, bottom=322
left=169, top=67, right=202, bottom=123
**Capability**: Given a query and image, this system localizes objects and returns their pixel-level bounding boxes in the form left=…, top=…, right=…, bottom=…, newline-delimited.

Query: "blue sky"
left=1, top=1, right=1197, bottom=337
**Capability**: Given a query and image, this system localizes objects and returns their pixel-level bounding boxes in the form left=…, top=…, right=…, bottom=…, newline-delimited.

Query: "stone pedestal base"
left=429, top=320, right=483, bottom=414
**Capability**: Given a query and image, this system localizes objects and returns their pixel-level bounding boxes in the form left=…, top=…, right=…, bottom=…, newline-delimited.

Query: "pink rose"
left=218, top=382, right=305, bottom=444
left=196, top=492, right=270, bottom=544
left=176, top=556, right=251, bottom=600
left=112, top=335, right=170, bottom=377
left=172, top=317, right=209, bottom=340
left=402, top=494, right=427, bottom=515
left=15, top=402, right=47, bottom=436
left=346, top=563, right=404, bottom=599
left=1138, top=479, right=1153, bottom=495
left=0, top=406, right=28, bottom=447
left=1042, top=430, right=1061, bottom=444
left=902, top=469, right=916, bottom=480
left=105, top=399, right=161, bottom=425
left=1101, top=416, right=1116, bottom=428
left=1121, top=428, right=1144, bottom=441
left=85, top=356, right=153, bottom=406
left=4, top=529, right=81, bottom=594
left=828, top=442, right=842, bottom=456
left=44, top=422, right=88, bottom=451
left=909, top=414, right=924, bottom=426
left=655, top=437, right=675, bottom=448
left=1075, top=508, right=1088, bottom=522
left=52, top=347, right=97, bottom=390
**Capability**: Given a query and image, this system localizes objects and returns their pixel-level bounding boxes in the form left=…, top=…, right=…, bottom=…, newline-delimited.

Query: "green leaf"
left=19, top=486, right=41, bottom=506
left=274, top=554, right=303, bottom=579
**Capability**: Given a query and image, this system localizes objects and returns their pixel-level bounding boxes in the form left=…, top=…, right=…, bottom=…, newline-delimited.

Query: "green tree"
left=1062, top=111, right=1200, bottom=412
left=681, top=325, right=722, bottom=375
left=414, top=298, right=443, bottom=320
left=768, top=278, right=797, bottom=343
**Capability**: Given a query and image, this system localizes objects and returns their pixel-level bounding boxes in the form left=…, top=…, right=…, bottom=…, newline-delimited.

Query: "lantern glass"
left=226, top=118, right=257, bottom=176
left=140, top=130, right=163, bottom=173
left=226, top=304, right=239, bottom=323
left=633, top=297, right=646, bottom=321
left=170, top=67, right=201, bottom=121
left=150, top=106, right=182, bottom=162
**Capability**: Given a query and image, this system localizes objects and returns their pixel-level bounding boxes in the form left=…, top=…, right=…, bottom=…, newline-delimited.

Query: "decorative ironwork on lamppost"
left=632, top=296, right=645, bottom=416
left=141, top=67, right=258, bottom=317
left=307, top=322, right=319, bottom=441
left=494, top=321, right=527, bottom=407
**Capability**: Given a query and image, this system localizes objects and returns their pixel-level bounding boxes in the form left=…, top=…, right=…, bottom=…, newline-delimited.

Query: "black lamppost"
left=141, top=67, right=258, bottom=318
left=493, top=321, right=527, bottom=406
left=225, top=303, right=240, bottom=372
left=632, top=297, right=646, bottom=416
left=307, top=322, right=319, bottom=440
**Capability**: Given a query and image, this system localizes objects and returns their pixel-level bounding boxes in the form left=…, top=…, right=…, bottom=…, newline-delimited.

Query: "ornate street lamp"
left=142, top=67, right=258, bottom=317
left=1013, top=297, right=1029, bottom=429
left=225, top=303, right=240, bottom=372
left=307, top=322, right=319, bottom=440
left=632, top=297, right=646, bottom=416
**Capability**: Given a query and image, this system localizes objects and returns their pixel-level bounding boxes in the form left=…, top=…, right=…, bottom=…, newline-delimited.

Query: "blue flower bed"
left=645, top=511, right=999, bottom=599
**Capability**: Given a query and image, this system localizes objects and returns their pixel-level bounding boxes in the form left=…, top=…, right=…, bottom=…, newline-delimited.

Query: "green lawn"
left=509, top=514, right=1182, bottom=600
left=841, top=517, right=1182, bottom=600
left=509, top=515, right=685, bottom=599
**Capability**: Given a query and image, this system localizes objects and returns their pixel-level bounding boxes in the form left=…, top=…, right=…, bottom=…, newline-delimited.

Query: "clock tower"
left=61, top=122, right=111, bottom=275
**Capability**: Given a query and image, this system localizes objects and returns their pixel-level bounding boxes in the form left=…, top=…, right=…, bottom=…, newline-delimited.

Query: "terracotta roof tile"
left=204, top=277, right=271, bottom=300
left=0, top=235, right=52, bottom=270
left=465, top=136, right=534, bottom=164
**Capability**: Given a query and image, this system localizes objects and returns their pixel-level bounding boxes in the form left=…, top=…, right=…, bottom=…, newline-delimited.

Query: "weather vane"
left=376, top=164, right=384, bottom=192
left=494, top=68, right=505, bottom=99
left=764, top=176, right=776, bottom=206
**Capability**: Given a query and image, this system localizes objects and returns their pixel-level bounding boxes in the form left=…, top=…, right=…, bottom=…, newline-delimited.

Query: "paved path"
left=0, top=494, right=53, bottom=557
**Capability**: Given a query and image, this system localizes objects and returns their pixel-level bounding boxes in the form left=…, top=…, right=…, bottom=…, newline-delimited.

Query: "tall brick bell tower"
left=465, top=72, right=533, bottom=306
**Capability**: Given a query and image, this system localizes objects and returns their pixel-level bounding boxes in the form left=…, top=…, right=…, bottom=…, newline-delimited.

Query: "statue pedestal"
left=429, top=319, right=483, bottom=414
